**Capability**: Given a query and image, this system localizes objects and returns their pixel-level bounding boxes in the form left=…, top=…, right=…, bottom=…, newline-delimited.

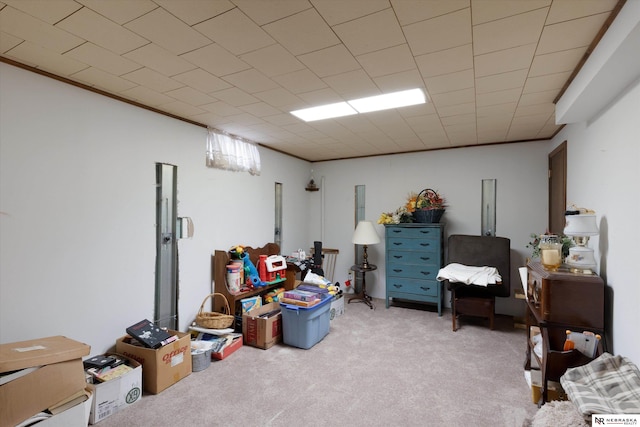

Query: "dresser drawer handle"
left=393, top=255, right=403, bottom=259
left=419, top=230, right=431, bottom=234
left=420, top=286, right=431, bottom=291
left=420, top=271, right=432, bottom=276
left=392, top=229, right=402, bottom=233
left=419, top=256, right=430, bottom=261
left=393, top=242, right=403, bottom=246
left=419, top=243, right=430, bottom=247
left=393, top=284, right=402, bottom=288
left=393, top=269, right=403, bottom=273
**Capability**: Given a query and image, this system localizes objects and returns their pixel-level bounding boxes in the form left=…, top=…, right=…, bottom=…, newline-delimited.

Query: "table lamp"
left=352, top=220, right=380, bottom=269
left=564, top=213, right=599, bottom=273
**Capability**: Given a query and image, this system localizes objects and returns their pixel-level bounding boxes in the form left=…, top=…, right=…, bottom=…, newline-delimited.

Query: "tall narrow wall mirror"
left=482, top=179, right=496, bottom=237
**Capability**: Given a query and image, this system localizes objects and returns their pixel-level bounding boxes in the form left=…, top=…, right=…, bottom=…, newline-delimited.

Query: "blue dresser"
left=384, top=223, right=445, bottom=315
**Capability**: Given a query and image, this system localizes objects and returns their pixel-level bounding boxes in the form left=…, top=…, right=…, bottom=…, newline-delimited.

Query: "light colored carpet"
left=99, top=299, right=538, bottom=426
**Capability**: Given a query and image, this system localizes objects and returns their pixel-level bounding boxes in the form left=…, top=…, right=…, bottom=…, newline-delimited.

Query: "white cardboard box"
left=88, top=355, right=142, bottom=424
left=37, top=391, right=94, bottom=427
left=330, top=294, right=344, bottom=320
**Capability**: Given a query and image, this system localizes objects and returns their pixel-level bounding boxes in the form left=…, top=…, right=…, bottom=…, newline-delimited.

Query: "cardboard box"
left=530, top=370, right=567, bottom=403
left=115, top=330, right=191, bottom=394
left=330, top=294, right=344, bottom=320
left=0, top=336, right=90, bottom=427
left=212, top=336, right=243, bottom=360
left=88, top=354, right=142, bottom=424
left=38, top=390, right=94, bottom=427
left=242, top=302, right=282, bottom=349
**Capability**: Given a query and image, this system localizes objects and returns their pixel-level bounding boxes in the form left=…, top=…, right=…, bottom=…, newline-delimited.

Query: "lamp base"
left=566, top=246, right=596, bottom=272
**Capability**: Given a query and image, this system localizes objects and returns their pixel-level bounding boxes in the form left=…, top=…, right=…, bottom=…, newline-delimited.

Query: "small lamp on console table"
left=352, top=220, right=380, bottom=268
left=564, top=213, right=599, bottom=273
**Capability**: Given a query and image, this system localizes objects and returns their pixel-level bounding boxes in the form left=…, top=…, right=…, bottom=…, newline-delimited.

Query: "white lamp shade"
left=564, top=214, right=599, bottom=236
left=352, top=221, right=381, bottom=245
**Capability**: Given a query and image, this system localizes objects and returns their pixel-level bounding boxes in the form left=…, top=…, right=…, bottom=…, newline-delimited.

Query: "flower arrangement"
left=527, top=233, right=573, bottom=259
left=378, top=188, right=447, bottom=224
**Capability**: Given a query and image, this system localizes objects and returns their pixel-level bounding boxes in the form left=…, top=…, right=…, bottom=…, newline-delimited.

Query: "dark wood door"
left=549, top=142, right=567, bottom=235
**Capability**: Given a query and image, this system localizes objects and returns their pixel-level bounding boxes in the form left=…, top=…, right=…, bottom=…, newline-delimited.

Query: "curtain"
left=206, top=128, right=261, bottom=176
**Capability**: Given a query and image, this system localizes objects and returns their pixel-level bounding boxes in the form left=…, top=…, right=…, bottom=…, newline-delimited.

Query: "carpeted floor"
left=99, top=298, right=538, bottom=426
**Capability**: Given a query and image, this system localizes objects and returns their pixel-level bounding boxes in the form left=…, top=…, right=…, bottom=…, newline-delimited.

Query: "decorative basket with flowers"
left=407, top=189, right=447, bottom=223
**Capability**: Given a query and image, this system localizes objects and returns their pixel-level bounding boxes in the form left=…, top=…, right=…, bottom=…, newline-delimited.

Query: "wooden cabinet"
left=525, top=261, right=605, bottom=404
left=384, top=223, right=444, bottom=315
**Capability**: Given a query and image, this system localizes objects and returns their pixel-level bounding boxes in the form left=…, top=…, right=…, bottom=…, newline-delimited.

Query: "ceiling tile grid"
left=0, top=0, right=622, bottom=161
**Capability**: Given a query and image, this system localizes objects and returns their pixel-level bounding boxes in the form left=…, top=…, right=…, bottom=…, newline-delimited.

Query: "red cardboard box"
left=212, top=336, right=243, bottom=360
left=115, top=330, right=191, bottom=394
left=242, top=302, right=282, bottom=349
left=0, top=336, right=90, bottom=427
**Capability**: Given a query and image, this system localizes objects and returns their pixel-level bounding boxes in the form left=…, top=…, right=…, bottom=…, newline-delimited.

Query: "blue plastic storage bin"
left=280, top=295, right=332, bottom=349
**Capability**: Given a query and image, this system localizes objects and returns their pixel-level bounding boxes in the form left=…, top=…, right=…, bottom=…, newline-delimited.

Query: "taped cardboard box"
left=115, top=330, right=191, bottom=394
left=88, top=354, right=142, bottom=424
left=0, top=336, right=90, bottom=427
left=243, top=302, right=282, bottom=349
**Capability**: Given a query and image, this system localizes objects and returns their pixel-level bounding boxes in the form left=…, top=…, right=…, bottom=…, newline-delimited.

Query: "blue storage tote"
left=280, top=295, right=331, bottom=349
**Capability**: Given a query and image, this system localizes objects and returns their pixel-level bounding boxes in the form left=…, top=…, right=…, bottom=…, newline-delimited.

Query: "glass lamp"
left=352, top=221, right=380, bottom=269
left=564, top=214, right=599, bottom=272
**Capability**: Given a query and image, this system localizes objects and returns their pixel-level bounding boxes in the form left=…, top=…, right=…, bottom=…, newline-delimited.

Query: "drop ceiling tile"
left=297, top=44, right=360, bottom=78
left=404, top=8, right=471, bottom=56
left=200, top=101, right=243, bottom=116
left=474, top=43, right=536, bottom=77
left=431, top=88, right=475, bottom=107
left=56, top=7, right=148, bottom=55
left=119, top=85, right=175, bottom=106
left=356, top=44, right=416, bottom=78
left=75, top=0, right=157, bottom=25
left=210, top=87, right=259, bottom=106
left=0, top=31, right=22, bottom=52
left=239, top=102, right=283, bottom=118
left=522, top=71, right=571, bottom=93
left=223, top=68, right=279, bottom=93
left=323, top=69, right=379, bottom=98
left=473, top=8, right=547, bottom=55
left=470, top=0, right=550, bottom=25
left=263, top=8, right=340, bottom=56
left=476, top=69, right=527, bottom=94
left=332, top=8, right=405, bottom=56
left=514, top=103, right=555, bottom=117
left=546, top=0, right=617, bottom=25
left=1, top=6, right=84, bottom=53
left=124, top=43, right=196, bottom=76
left=70, top=66, right=137, bottom=92
left=121, top=67, right=184, bottom=92
left=124, top=8, right=211, bottom=55
left=172, top=69, right=231, bottom=93
left=164, top=86, right=217, bottom=106
left=234, top=0, right=312, bottom=25
left=404, top=114, right=444, bottom=133
left=537, top=13, right=610, bottom=55
left=263, top=113, right=301, bottom=126
left=477, top=102, right=517, bottom=117
left=272, top=69, right=327, bottom=94
left=297, top=87, right=343, bottom=105
left=519, top=89, right=557, bottom=106
left=240, top=44, right=305, bottom=77
left=392, top=0, right=470, bottom=26
left=5, top=41, right=87, bottom=75
left=374, top=69, right=426, bottom=93
left=159, top=100, right=206, bottom=117
left=441, top=113, right=476, bottom=125
left=415, top=44, right=473, bottom=78
left=424, top=69, right=474, bottom=95
left=194, top=8, right=275, bottom=55
left=189, top=112, right=230, bottom=127
left=64, top=42, right=141, bottom=75
left=154, top=0, right=234, bottom=25
left=180, top=44, right=250, bottom=77
left=254, top=87, right=304, bottom=109
left=3, top=0, right=81, bottom=24
left=476, top=88, right=522, bottom=107
left=529, top=47, right=587, bottom=77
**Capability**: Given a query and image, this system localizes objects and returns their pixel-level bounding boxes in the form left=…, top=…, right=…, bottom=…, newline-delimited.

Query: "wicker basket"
left=196, top=293, right=234, bottom=329
left=413, top=208, right=445, bottom=223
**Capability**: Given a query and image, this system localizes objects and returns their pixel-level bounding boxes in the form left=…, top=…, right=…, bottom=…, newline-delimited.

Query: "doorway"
left=549, top=141, right=567, bottom=234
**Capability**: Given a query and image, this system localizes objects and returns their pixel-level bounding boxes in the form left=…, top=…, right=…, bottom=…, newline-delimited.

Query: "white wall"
left=0, top=63, right=312, bottom=354
left=550, top=78, right=640, bottom=364
left=310, top=141, right=551, bottom=317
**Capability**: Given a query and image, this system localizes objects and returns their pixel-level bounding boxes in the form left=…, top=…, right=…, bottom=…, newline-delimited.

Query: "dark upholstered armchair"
left=444, top=235, right=511, bottom=331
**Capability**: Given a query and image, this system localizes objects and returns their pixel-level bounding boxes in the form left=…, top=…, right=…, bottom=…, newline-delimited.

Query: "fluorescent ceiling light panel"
left=290, top=102, right=357, bottom=122
left=348, top=88, right=426, bottom=113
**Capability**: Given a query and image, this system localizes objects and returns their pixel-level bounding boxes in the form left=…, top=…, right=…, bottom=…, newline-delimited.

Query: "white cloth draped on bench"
left=436, top=263, right=502, bottom=287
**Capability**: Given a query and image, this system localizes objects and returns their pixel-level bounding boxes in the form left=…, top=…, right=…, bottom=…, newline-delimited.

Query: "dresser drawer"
left=387, top=250, right=438, bottom=266
left=387, top=237, right=439, bottom=251
left=386, top=278, right=439, bottom=297
left=386, top=226, right=440, bottom=239
left=386, top=264, right=438, bottom=280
